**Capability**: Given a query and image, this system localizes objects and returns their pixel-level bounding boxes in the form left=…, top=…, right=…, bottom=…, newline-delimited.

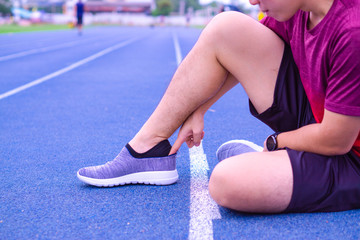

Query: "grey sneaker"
left=77, top=147, right=178, bottom=187
left=216, top=140, right=263, bottom=162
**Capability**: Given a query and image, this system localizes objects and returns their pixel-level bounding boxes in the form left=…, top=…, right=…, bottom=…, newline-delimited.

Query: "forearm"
left=277, top=124, right=348, bottom=155
left=196, top=74, right=238, bottom=115
left=276, top=111, right=360, bottom=156
left=170, top=74, right=238, bottom=153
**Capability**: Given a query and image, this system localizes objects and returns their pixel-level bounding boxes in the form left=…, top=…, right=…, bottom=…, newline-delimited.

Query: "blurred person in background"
left=75, top=0, right=84, bottom=35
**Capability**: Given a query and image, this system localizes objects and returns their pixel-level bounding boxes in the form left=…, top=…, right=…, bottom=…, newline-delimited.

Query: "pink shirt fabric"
left=261, top=0, right=360, bottom=156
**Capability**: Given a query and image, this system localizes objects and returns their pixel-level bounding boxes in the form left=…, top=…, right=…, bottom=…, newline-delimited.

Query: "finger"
left=186, top=137, right=194, bottom=148
left=170, top=135, right=185, bottom=155
left=263, top=140, right=268, bottom=152
left=193, top=132, right=203, bottom=147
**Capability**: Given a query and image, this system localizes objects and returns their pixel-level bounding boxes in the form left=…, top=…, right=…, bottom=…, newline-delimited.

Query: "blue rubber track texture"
left=0, top=26, right=359, bottom=240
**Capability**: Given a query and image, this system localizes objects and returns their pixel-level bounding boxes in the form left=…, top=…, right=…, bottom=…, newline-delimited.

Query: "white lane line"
left=172, top=32, right=182, bottom=66
left=0, top=37, right=140, bottom=100
left=172, top=32, right=221, bottom=240
left=0, top=35, right=106, bottom=62
left=189, top=143, right=221, bottom=240
left=0, top=41, right=80, bottom=62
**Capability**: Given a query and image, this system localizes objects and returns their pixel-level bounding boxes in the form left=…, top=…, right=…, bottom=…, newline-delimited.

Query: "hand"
left=169, top=111, right=205, bottom=155
left=263, top=139, right=268, bottom=152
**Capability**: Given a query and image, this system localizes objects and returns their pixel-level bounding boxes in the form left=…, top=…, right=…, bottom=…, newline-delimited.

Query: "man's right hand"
left=169, top=111, right=205, bottom=155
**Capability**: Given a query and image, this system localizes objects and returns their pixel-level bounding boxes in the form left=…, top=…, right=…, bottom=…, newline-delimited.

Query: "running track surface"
left=0, top=26, right=359, bottom=240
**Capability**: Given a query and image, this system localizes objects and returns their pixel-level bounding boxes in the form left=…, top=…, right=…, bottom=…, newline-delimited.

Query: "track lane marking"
left=0, top=41, right=82, bottom=62
left=0, top=35, right=118, bottom=62
left=189, top=142, right=221, bottom=240
left=172, top=32, right=221, bottom=240
left=0, top=37, right=141, bottom=100
left=173, top=32, right=182, bottom=66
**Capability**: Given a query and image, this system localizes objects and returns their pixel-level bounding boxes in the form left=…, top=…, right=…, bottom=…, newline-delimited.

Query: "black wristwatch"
left=266, top=133, right=279, bottom=151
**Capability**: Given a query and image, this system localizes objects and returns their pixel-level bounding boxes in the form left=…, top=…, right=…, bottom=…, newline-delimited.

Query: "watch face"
left=266, top=135, right=276, bottom=151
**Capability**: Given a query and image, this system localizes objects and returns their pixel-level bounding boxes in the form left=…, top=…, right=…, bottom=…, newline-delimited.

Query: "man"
left=77, top=0, right=360, bottom=213
left=75, top=0, right=84, bottom=35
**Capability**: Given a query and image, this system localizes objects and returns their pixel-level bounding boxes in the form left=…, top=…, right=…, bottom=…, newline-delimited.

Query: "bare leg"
left=209, top=151, right=293, bottom=213
left=129, top=12, right=284, bottom=153
left=77, top=24, right=82, bottom=35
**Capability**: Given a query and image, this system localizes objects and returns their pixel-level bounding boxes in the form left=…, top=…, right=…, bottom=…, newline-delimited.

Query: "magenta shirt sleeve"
left=325, top=27, right=360, bottom=116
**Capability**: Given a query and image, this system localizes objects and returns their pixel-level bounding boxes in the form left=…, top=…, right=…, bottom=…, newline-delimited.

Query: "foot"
left=77, top=147, right=178, bottom=187
left=216, top=140, right=263, bottom=162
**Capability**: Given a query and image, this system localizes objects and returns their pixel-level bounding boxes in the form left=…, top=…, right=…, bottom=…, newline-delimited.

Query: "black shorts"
left=77, top=16, right=83, bottom=25
left=249, top=44, right=360, bottom=213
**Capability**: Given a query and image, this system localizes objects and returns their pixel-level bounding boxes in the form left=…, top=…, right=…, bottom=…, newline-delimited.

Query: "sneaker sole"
left=77, top=170, right=179, bottom=187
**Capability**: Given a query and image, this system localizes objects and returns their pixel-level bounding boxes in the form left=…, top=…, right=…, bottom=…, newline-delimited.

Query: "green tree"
left=0, top=0, right=12, bottom=16
left=170, top=0, right=201, bottom=14
left=186, top=0, right=201, bottom=11
left=153, top=0, right=172, bottom=16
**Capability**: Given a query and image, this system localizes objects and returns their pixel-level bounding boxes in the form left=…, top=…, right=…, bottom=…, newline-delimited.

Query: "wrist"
left=276, top=132, right=284, bottom=149
left=194, top=106, right=208, bottom=117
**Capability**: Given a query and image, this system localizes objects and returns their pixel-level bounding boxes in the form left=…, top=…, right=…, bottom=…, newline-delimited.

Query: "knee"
left=209, top=158, right=268, bottom=211
left=210, top=11, right=249, bottom=27
left=209, top=154, right=293, bottom=213
left=208, top=163, right=233, bottom=208
left=201, top=11, right=253, bottom=43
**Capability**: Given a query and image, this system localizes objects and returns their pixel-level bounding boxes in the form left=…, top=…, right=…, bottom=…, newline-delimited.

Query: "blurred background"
left=0, top=0, right=262, bottom=31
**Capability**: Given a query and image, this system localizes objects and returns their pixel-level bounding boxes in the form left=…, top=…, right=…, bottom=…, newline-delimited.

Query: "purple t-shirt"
left=262, top=0, right=360, bottom=155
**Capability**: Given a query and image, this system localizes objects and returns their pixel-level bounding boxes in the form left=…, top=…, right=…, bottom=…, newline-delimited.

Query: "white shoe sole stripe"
left=77, top=170, right=179, bottom=187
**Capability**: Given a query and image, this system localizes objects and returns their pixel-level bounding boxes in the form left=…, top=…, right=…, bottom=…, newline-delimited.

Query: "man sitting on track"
left=78, top=0, right=360, bottom=213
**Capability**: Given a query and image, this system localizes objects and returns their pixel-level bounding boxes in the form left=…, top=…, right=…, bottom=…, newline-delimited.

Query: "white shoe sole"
left=77, top=170, right=179, bottom=187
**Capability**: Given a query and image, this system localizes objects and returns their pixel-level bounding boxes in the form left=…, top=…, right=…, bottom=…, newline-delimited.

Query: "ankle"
left=126, top=139, right=171, bottom=158
left=129, top=135, right=168, bottom=154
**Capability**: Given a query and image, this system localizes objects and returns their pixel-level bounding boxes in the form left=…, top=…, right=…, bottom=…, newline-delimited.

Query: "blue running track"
left=0, top=26, right=359, bottom=240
